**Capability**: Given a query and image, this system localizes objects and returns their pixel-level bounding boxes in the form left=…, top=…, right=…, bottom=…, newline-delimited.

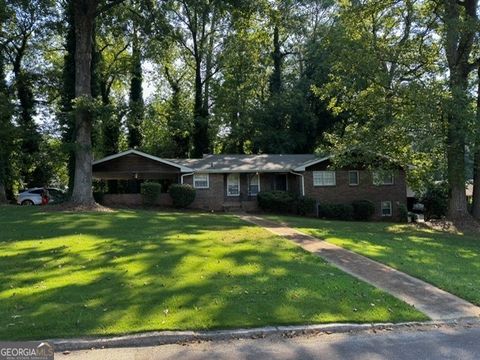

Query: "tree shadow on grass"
left=271, top=215, right=480, bottom=306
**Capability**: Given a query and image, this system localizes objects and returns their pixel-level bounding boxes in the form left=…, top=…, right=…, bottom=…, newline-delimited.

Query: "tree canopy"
left=0, top=0, right=479, bottom=220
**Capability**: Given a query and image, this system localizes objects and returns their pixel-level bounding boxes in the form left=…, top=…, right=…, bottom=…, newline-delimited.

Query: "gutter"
left=290, top=171, right=305, bottom=196
left=180, top=172, right=194, bottom=185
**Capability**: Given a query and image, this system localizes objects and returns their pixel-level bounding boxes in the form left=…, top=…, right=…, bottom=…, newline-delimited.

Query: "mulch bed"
left=43, top=202, right=116, bottom=213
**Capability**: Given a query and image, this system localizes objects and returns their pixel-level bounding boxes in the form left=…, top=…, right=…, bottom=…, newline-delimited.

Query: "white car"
left=16, top=188, right=64, bottom=205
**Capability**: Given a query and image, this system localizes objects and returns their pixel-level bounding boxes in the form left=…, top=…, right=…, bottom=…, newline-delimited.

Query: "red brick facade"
left=303, top=162, right=407, bottom=220
left=183, top=174, right=225, bottom=210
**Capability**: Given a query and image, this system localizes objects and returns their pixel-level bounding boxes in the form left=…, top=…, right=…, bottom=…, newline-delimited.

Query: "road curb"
left=49, top=317, right=480, bottom=352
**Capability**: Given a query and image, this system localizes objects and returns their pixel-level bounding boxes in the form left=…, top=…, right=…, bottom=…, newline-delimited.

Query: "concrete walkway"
left=238, top=214, right=480, bottom=321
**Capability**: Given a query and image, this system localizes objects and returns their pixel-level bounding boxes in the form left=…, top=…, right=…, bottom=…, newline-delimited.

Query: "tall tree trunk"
left=0, top=18, right=13, bottom=203
left=270, top=24, right=282, bottom=95
left=443, top=0, right=477, bottom=219
left=472, top=66, right=480, bottom=219
left=61, top=0, right=77, bottom=195
left=192, top=56, right=209, bottom=158
left=127, top=29, right=144, bottom=148
left=70, top=0, right=98, bottom=205
left=12, top=44, right=39, bottom=187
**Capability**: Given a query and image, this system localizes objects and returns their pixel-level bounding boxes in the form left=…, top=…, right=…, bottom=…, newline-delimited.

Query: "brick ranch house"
left=92, top=149, right=407, bottom=220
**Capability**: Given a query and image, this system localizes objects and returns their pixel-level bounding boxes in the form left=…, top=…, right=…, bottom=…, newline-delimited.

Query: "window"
left=349, top=171, right=359, bottom=186
left=249, top=174, right=260, bottom=196
left=381, top=201, right=392, bottom=217
left=373, top=171, right=394, bottom=185
left=313, top=171, right=336, bottom=186
left=193, top=174, right=209, bottom=189
left=227, top=173, right=240, bottom=196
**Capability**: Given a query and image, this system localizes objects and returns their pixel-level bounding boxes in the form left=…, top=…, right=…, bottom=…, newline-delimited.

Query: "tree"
left=253, top=0, right=337, bottom=153
left=59, top=0, right=77, bottom=193
left=166, top=0, right=229, bottom=157
left=2, top=0, right=54, bottom=186
left=473, top=66, right=480, bottom=219
left=70, top=0, right=125, bottom=205
left=127, top=29, right=144, bottom=148
left=0, top=11, right=15, bottom=202
left=70, top=0, right=99, bottom=205
left=212, top=7, right=270, bottom=153
left=438, top=0, right=478, bottom=219
left=313, top=0, right=446, bottom=190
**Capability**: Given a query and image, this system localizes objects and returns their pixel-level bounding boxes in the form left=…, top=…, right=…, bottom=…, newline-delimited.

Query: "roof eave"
left=92, top=149, right=194, bottom=172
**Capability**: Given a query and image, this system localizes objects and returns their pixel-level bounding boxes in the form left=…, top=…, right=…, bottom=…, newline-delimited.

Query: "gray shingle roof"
left=171, top=154, right=320, bottom=173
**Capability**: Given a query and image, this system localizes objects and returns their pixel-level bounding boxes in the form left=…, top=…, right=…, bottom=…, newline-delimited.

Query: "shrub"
left=318, top=203, right=354, bottom=220
left=257, top=191, right=296, bottom=213
left=168, top=184, right=196, bottom=208
left=93, top=191, right=104, bottom=204
left=398, top=204, right=409, bottom=223
left=141, top=182, right=162, bottom=206
left=295, top=196, right=316, bottom=215
left=421, top=184, right=448, bottom=220
left=352, top=200, right=375, bottom=221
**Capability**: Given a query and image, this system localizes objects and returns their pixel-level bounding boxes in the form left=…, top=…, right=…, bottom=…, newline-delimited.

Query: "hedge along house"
left=92, top=149, right=408, bottom=220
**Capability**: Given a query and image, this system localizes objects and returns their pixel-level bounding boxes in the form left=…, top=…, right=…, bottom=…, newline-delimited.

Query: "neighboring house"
left=92, top=149, right=407, bottom=220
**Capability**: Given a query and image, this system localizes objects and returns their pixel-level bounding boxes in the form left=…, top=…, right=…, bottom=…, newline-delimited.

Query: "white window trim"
left=313, top=171, right=336, bottom=187
left=248, top=173, right=261, bottom=196
left=381, top=201, right=393, bottom=217
left=193, top=173, right=209, bottom=189
left=373, top=171, right=395, bottom=186
left=348, top=170, right=359, bottom=186
left=227, top=173, right=240, bottom=197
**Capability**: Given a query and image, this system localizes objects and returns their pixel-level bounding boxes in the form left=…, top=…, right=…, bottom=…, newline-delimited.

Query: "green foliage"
left=141, top=182, right=162, bottom=206
left=0, top=53, right=15, bottom=201
left=93, top=191, right=104, bottom=204
left=295, top=196, right=316, bottom=216
left=168, top=184, right=196, bottom=208
left=258, top=191, right=316, bottom=216
left=318, top=203, right=354, bottom=221
left=421, top=183, right=449, bottom=220
left=257, top=191, right=296, bottom=213
left=398, top=204, right=409, bottom=223
left=127, top=34, right=144, bottom=148
left=352, top=200, right=375, bottom=221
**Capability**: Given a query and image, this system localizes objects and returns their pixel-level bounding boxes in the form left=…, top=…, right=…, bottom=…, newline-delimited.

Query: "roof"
left=171, top=154, right=319, bottom=173
left=92, top=149, right=194, bottom=172
left=93, top=149, right=408, bottom=174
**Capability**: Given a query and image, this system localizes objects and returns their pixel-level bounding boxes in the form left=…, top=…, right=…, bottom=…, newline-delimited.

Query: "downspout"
left=290, top=171, right=305, bottom=196
left=181, top=172, right=194, bottom=184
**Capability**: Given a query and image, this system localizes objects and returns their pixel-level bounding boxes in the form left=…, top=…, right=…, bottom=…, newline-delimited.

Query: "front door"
left=274, top=174, right=287, bottom=191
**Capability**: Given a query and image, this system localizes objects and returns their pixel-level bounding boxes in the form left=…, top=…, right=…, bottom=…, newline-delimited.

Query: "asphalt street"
left=56, top=324, right=480, bottom=360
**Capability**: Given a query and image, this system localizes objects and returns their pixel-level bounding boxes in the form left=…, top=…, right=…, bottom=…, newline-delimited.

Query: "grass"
left=266, top=215, right=480, bottom=306
left=0, top=206, right=426, bottom=340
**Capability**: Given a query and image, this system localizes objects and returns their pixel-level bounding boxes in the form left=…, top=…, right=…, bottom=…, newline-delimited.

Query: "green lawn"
left=266, top=215, right=480, bottom=306
left=0, top=206, right=426, bottom=340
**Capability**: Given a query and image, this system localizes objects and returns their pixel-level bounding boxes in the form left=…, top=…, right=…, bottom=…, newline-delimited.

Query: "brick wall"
left=303, top=167, right=407, bottom=221
left=183, top=174, right=225, bottom=211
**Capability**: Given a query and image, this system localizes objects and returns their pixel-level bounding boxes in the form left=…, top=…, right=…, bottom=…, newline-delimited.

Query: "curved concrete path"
left=238, top=214, right=480, bottom=321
